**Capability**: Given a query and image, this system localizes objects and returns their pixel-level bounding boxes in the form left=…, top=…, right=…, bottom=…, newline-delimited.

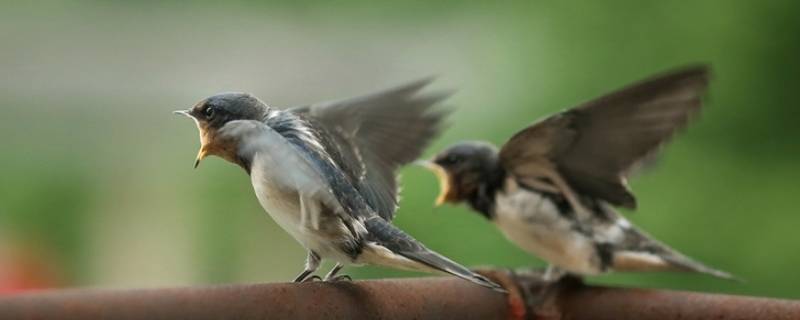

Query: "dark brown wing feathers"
left=292, top=78, right=450, bottom=220
left=500, top=65, right=710, bottom=209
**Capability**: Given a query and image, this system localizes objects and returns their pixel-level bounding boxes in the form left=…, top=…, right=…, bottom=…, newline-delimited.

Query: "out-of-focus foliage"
left=0, top=1, right=797, bottom=298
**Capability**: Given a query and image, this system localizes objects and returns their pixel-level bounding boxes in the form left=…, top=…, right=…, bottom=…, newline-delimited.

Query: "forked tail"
left=398, top=249, right=506, bottom=292
left=613, top=226, right=739, bottom=281
left=362, top=217, right=506, bottom=292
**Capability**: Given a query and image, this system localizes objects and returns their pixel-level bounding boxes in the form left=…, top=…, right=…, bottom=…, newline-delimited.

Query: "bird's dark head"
left=175, top=92, right=268, bottom=168
left=420, top=141, right=500, bottom=206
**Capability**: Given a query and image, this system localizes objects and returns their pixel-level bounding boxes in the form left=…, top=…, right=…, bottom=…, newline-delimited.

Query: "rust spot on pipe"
left=478, top=269, right=528, bottom=320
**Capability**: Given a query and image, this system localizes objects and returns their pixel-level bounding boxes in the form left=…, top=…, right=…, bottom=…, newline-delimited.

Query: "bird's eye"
left=204, top=106, right=215, bottom=119
left=446, top=155, right=461, bottom=164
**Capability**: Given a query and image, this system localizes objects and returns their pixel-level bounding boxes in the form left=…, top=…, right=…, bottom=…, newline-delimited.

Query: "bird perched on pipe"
left=175, top=78, right=503, bottom=291
left=419, top=65, right=735, bottom=281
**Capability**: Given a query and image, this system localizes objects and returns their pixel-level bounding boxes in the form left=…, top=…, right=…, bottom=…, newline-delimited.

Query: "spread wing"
left=499, top=65, right=710, bottom=209
left=290, top=78, right=450, bottom=220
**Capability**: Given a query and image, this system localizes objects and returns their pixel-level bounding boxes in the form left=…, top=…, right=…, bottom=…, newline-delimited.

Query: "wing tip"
left=705, top=269, right=742, bottom=282
left=687, top=264, right=742, bottom=282
left=658, top=63, right=713, bottom=89
left=467, top=275, right=507, bottom=293
left=391, top=75, right=439, bottom=96
left=660, top=253, right=741, bottom=282
left=441, top=265, right=507, bottom=292
left=676, top=63, right=712, bottom=77
left=397, top=249, right=506, bottom=292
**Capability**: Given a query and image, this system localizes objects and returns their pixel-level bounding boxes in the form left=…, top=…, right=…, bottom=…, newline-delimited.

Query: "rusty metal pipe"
left=1, top=271, right=798, bottom=320
left=0, top=278, right=509, bottom=320
left=558, top=286, right=800, bottom=320
left=486, top=269, right=800, bottom=320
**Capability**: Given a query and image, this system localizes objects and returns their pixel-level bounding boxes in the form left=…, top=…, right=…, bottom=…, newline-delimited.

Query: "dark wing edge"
left=291, top=78, right=452, bottom=220
left=500, top=65, right=711, bottom=209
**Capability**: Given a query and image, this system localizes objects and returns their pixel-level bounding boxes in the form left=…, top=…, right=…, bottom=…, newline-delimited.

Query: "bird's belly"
left=494, top=188, right=602, bottom=275
left=254, top=181, right=303, bottom=238
left=251, top=174, right=354, bottom=263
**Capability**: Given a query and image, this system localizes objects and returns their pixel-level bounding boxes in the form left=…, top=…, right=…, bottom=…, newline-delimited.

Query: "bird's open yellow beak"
left=174, top=109, right=208, bottom=169
left=415, top=160, right=455, bottom=207
left=194, top=148, right=208, bottom=169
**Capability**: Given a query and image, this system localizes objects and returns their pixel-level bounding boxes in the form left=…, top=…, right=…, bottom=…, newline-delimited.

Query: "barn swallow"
left=174, top=79, right=503, bottom=291
left=420, top=66, right=734, bottom=281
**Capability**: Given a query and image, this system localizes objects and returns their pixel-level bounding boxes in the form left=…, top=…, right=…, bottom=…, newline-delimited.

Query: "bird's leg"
left=528, top=265, right=570, bottom=304
left=323, top=263, right=351, bottom=282
left=293, top=251, right=322, bottom=283
left=542, top=264, right=566, bottom=282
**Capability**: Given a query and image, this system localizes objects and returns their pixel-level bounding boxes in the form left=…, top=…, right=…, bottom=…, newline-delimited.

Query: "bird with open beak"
left=419, top=66, right=735, bottom=281
left=175, top=79, right=503, bottom=291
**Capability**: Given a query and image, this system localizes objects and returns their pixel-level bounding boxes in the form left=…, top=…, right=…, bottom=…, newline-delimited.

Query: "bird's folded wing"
left=499, top=65, right=710, bottom=209
left=289, top=78, right=451, bottom=220
left=227, top=120, right=364, bottom=227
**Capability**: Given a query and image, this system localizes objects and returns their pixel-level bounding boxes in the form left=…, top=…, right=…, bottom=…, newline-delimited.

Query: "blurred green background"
left=0, top=1, right=797, bottom=298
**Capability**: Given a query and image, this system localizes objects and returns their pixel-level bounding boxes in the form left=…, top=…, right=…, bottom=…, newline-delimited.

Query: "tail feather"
left=660, top=254, right=740, bottom=281
left=613, top=224, right=739, bottom=281
left=362, top=217, right=505, bottom=292
left=399, top=250, right=506, bottom=292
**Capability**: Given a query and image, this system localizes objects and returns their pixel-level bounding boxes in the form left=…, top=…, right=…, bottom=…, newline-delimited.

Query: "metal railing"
left=1, top=269, right=797, bottom=320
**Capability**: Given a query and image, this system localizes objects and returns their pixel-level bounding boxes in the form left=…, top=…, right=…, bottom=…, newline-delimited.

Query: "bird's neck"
left=223, top=137, right=253, bottom=175
left=465, top=166, right=505, bottom=219
left=233, top=153, right=253, bottom=175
